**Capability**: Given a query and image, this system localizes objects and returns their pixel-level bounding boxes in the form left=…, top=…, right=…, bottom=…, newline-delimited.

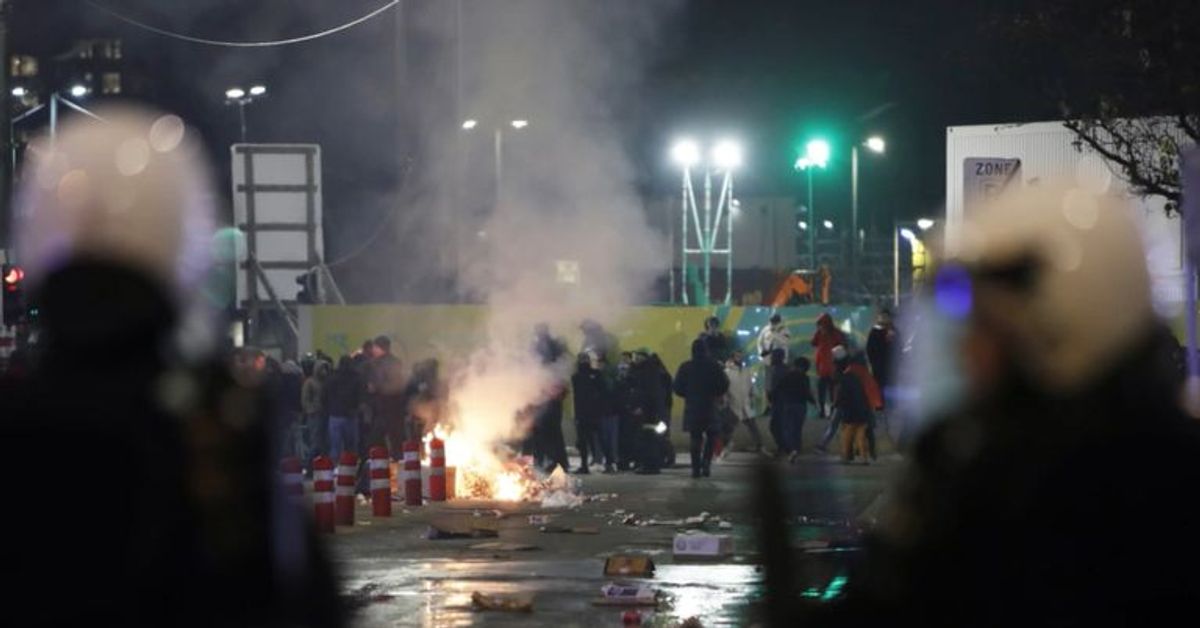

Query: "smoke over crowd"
left=401, top=0, right=681, bottom=455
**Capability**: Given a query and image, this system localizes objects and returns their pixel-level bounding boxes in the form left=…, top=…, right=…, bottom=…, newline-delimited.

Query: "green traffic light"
left=794, top=138, right=831, bottom=170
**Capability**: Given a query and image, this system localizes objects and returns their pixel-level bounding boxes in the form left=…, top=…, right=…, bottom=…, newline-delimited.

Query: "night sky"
left=10, top=0, right=1056, bottom=273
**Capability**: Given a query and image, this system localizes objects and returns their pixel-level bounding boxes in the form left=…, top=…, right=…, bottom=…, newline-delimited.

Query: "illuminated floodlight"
left=462, top=119, right=478, bottom=130
left=712, top=139, right=743, bottom=170
left=865, top=136, right=886, bottom=154
left=823, top=220, right=834, bottom=230
left=671, top=139, right=701, bottom=168
left=225, top=87, right=246, bottom=100
left=805, top=139, right=831, bottom=168
left=917, top=218, right=935, bottom=231
left=900, top=228, right=918, bottom=242
left=69, top=84, right=89, bottom=98
left=249, top=85, right=267, bottom=97
left=654, top=421, right=668, bottom=435
left=511, top=119, right=529, bottom=129
left=11, top=86, right=27, bottom=98
left=798, top=220, right=808, bottom=231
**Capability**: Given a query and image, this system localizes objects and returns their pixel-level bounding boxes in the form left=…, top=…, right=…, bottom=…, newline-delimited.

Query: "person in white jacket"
left=757, top=313, right=791, bottom=360
left=719, top=350, right=765, bottom=457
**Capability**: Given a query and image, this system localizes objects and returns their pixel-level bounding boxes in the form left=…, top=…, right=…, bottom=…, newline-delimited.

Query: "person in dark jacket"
left=865, top=309, right=898, bottom=403
left=673, top=339, right=731, bottom=478
left=770, top=356, right=816, bottom=461
left=325, top=356, right=364, bottom=462
left=649, top=352, right=676, bottom=467
left=614, top=352, right=639, bottom=470
left=764, top=348, right=789, bottom=456
left=367, top=335, right=407, bottom=458
left=530, top=324, right=570, bottom=473
left=2, top=107, right=343, bottom=626
left=699, top=315, right=731, bottom=363
left=631, top=350, right=670, bottom=474
left=807, top=186, right=1200, bottom=626
left=571, top=351, right=609, bottom=473
left=833, top=355, right=873, bottom=463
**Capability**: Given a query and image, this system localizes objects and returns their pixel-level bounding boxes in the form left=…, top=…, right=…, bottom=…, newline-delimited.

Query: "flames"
left=422, top=423, right=539, bottom=501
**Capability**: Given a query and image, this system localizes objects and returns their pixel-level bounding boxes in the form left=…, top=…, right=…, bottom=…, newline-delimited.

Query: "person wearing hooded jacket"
left=673, top=339, right=730, bottom=478
left=804, top=184, right=1200, bottom=627
left=811, top=312, right=847, bottom=417
left=1, top=107, right=343, bottom=627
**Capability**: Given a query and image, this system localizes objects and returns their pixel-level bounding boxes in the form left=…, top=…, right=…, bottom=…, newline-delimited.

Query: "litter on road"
left=604, top=555, right=656, bottom=577
left=593, top=582, right=659, bottom=607
left=470, top=591, right=534, bottom=613
left=468, top=541, right=539, bottom=552
left=673, top=532, right=734, bottom=558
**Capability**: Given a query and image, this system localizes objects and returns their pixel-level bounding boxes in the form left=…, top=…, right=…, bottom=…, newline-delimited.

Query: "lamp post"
left=851, top=136, right=886, bottom=283
left=893, top=217, right=935, bottom=307
left=795, top=139, right=830, bottom=270
left=463, top=117, right=527, bottom=207
left=225, top=84, right=267, bottom=143
left=672, top=137, right=741, bottom=305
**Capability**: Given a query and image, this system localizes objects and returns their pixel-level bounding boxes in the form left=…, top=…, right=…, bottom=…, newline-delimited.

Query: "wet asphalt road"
left=325, top=437, right=898, bottom=627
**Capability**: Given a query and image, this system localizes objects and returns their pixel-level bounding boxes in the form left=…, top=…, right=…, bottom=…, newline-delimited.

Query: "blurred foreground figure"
left=811, top=185, right=1200, bottom=626
left=0, top=107, right=342, bottom=626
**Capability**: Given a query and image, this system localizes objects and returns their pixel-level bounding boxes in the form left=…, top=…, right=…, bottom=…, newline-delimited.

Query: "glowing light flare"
left=671, top=139, right=700, bottom=168
left=4, top=266, right=24, bottom=287
left=712, top=139, right=743, bottom=170
left=865, top=136, right=886, bottom=154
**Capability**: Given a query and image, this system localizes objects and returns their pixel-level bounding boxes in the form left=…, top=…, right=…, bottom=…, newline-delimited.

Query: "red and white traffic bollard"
left=429, top=437, right=447, bottom=502
left=403, top=440, right=422, bottom=507
left=369, top=446, right=391, bottom=517
left=312, top=456, right=335, bottom=534
left=335, top=451, right=357, bottom=526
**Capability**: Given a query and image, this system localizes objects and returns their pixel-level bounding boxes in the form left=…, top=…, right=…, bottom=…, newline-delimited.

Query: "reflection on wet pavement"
left=342, top=558, right=762, bottom=627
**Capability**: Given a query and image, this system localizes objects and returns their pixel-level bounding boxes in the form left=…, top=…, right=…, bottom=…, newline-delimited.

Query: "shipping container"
left=945, top=121, right=1186, bottom=317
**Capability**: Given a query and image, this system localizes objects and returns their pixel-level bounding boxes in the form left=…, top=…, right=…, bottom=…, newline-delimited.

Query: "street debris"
left=677, top=617, right=704, bottom=628
left=425, top=515, right=501, bottom=539
left=467, top=541, right=539, bottom=552
left=644, top=518, right=684, bottom=526
left=540, top=524, right=599, bottom=534
left=343, top=583, right=395, bottom=610
left=718, top=521, right=733, bottom=530
left=592, top=582, right=659, bottom=607
left=470, top=591, right=533, bottom=613
left=673, top=531, right=734, bottom=559
left=529, top=514, right=551, bottom=526
left=622, top=609, right=643, bottom=625
left=541, top=489, right=585, bottom=509
left=604, top=555, right=656, bottom=577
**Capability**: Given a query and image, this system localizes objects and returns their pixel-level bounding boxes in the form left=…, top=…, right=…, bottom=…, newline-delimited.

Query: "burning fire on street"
left=421, top=423, right=574, bottom=504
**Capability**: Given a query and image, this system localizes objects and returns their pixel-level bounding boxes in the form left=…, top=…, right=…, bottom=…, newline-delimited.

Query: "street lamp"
left=69, top=84, right=89, bottom=98
left=672, top=137, right=741, bottom=305
left=10, top=86, right=27, bottom=98
left=462, top=117, right=529, bottom=205
left=795, top=138, right=831, bottom=270
left=917, top=218, right=936, bottom=231
left=851, top=135, right=887, bottom=282
left=671, top=139, right=700, bottom=168
left=224, top=84, right=268, bottom=143
left=824, top=220, right=835, bottom=230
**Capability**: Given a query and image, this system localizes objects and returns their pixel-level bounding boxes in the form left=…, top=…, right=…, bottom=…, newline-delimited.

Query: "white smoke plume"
left=412, top=0, right=680, bottom=457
